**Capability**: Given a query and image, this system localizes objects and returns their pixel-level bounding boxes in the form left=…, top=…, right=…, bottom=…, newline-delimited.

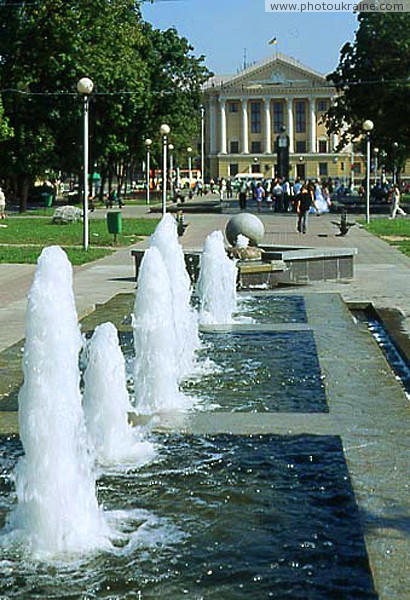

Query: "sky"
left=142, top=0, right=359, bottom=77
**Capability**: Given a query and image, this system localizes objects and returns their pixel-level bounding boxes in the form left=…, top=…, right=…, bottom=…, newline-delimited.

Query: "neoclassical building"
left=203, top=52, right=353, bottom=183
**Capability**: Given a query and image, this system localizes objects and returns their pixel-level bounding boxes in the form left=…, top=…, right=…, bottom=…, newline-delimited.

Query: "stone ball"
left=225, top=213, right=265, bottom=246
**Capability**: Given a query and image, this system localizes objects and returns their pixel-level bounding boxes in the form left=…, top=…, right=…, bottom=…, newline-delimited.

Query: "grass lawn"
left=0, top=216, right=159, bottom=264
left=363, top=217, right=410, bottom=257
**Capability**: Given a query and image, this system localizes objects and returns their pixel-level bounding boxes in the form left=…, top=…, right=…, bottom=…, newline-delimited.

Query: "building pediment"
left=210, top=52, right=328, bottom=93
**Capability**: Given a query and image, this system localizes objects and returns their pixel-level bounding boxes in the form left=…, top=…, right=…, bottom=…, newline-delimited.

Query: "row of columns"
left=212, top=96, right=327, bottom=156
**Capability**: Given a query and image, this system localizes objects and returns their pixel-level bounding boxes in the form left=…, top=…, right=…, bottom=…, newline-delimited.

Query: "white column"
left=264, top=97, right=271, bottom=153
left=310, top=97, right=316, bottom=153
left=241, top=98, right=249, bottom=154
left=286, top=97, right=294, bottom=153
left=209, top=99, right=217, bottom=155
left=219, top=98, right=227, bottom=154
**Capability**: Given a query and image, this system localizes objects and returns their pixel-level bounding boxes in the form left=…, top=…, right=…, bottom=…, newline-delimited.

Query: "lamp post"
left=373, top=147, right=379, bottom=185
left=160, top=124, right=170, bottom=214
left=144, top=138, right=152, bottom=205
left=363, top=119, right=374, bottom=224
left=168, top=143, right=174, bottom=196
left=392, top=141, right=399, bottom=184
left=77, top=76, right=94, bottom=251
left=187, top=146, right=193, bottom=189
left=200, top=104, right=205, bottom=183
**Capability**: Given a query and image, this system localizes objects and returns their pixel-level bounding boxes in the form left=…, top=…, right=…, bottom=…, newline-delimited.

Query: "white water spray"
left=133, top=246, right=193, bottom=415
left=83, top=322, right=156, bottom=467
left=197, top=230, right=238, bottom=324
left=150, top=213, right=199, bottom=379
left=8, top=246, right=110, bottom=558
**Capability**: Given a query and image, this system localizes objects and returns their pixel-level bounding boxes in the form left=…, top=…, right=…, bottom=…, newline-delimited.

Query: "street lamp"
left=160, top=124, right=170, bottom=214
left=392, top=141, right=399, bottom=184
left=373, top=147, right=379, bottom=185
left=187, top=146, right=193, bottom=189
left=200, top=105, right=205, bottom=183
left=77, top=76, right=94, bottom=250
left=363, top=119, right=374, bottom=224
left=144, top=138, right=152, bottom=205
left=168, top=143, right=174, bottom=195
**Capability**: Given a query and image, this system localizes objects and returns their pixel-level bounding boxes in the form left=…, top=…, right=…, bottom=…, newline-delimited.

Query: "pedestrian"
left=390, top=183, right=406, bottom=219
left=296, top=184, right=315, bottom=234
left=282, top=179, right=291, bottom=212
left=272, top=179, right=283, bottom=212
left=0, top=187, right=6, bottom=219
left=265, top=180, right=273, bottom=211
left=238, top=180, right=248, bottom=210
left=255, top=181, right=265, bottom=213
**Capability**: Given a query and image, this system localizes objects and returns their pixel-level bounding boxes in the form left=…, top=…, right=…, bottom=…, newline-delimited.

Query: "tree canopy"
left=326, top=13, right=410, bottom=172
left=0, top=0, right=211, bottom=210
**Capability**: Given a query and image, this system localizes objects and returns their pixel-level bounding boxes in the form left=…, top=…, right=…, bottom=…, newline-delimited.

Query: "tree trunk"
left=19, top=175, right=30, bottom=213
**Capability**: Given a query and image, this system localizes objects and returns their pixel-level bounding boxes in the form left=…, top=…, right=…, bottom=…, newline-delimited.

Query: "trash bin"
left=42, top=192, right=53, bottom=208
left=106, top=211, right=122, bottom=242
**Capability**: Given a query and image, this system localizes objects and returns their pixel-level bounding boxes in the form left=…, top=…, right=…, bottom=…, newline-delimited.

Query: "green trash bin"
left=42, top=192, right=53, bottom=208
left=106, top=211, right=122, bottom=242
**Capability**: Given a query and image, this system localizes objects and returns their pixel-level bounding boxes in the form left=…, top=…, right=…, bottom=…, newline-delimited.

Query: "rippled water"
left=237, top=294, right=307, bottom=324
left=183, top=331, right=327, bottom=413
left=0, top=434, right=376, bottom=599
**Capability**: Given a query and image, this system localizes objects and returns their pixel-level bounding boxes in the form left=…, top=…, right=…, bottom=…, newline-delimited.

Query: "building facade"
left=203, top=52, right=354, bottom=184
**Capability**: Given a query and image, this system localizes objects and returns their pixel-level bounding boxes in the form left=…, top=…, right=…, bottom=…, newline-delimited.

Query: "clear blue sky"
left=142, top=0, right=358, bottom=76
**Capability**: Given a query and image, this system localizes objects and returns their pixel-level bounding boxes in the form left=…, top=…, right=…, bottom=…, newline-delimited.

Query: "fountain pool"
left=0, top=432, right=377, bottom=599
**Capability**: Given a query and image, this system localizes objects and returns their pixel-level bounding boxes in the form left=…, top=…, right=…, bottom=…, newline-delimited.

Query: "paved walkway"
left=1, top=201, right=410, bottom=353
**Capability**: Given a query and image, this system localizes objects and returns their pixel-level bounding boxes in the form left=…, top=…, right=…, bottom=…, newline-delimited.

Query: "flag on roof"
left=269, top=37, right=277, bottom=45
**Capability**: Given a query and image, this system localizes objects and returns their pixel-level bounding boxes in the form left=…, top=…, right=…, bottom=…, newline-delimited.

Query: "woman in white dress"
left=312, top=182, right=330, bottom=214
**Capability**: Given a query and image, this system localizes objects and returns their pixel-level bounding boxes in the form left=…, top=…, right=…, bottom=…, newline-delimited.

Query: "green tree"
left=0, top=97, right=13, bottom=142
left=326, top=13, right=410, bottom=173
left=0, top=0, right=149, bottom=210
left=0, top=0, right=210, bottom=210
left=140, top=24, right=211, bottom=168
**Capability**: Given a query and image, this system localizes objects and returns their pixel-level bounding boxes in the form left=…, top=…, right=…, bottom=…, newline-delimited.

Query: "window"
left=273, top=102, right=284, bottom=133
left=295, top=140, right=306, bottom=153
left=251, top=163, right=261, bottom=173
left=229, top=163, right=239, bottom=176
left=229, top=101, right=239, bottom=113
left=319, top=162, right=328, bottom=177
left=251, top=102, right=261, bottom=133
left=317, top=100, right=328, bottom=112
left=318, top=139, right=328, bottom=153
left=296, top=163, right=306, bottom=180
left=353, top=162, right=362, bottom=175
left=251, top=141, right=262, bottom=154
left=230, top=141, right=239, bottom=154
left=295, top=101, right=306, bottom=133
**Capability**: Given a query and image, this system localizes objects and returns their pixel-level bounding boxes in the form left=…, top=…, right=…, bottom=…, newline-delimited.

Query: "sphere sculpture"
left=225, top=213, right=265, bottom=247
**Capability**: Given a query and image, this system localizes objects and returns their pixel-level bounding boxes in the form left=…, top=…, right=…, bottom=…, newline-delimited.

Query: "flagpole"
left=268, top=36, right=278, bottom=59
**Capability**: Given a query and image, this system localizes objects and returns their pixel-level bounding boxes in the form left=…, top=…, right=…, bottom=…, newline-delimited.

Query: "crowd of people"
left=228, top=176, right=333, bottom=216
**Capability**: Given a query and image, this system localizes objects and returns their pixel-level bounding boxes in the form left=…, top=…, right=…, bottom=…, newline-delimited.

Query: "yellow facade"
left=203, top=53, right=354, bottom=184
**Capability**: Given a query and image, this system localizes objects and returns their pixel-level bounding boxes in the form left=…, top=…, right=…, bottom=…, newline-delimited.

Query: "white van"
left=233, top=172, right=264, bottom=184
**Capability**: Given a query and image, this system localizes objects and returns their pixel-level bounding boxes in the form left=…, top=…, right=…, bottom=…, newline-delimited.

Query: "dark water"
left=237, top=294, right=307, bottom=324
left=120, top=330, right=328, bottom=413
left=367, top=318, right=410, bottom=395
left=0, top=434, right=376, bottom=599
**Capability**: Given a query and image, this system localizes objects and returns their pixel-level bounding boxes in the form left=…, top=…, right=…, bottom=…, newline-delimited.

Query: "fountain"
left=83, top=322, right=156, bottom=466
left=133, top=246, right=194, bottom=415
left=149, top=213, right=200, bottom=379
left=5, top=246, right=111, bottom=558
left=197, top=230, right=238, bottom=324
left=0, top=224, right=384, bottom=596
